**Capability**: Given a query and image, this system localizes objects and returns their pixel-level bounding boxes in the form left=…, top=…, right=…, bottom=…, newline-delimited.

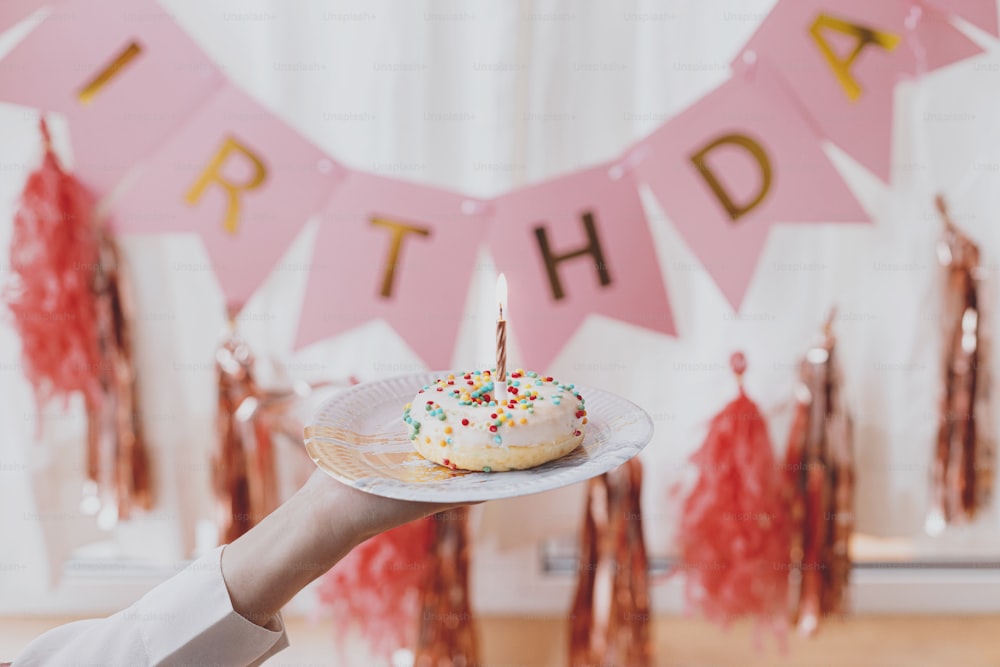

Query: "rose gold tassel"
left=94, top=230, right=153, bottom=520
left=784, top=310, right=854, bottom=636
left=414, top=509, right=479, bottom=667
left=213, top=313, right=353, bottom=543
left=927, top=196, right=995, bottom=534
left=569, top=458, right=651, bottom=667
left=214, top=315, right=278, bottom=543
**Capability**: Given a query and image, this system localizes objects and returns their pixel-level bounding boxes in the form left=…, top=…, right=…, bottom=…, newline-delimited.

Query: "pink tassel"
left=6, top=117, right=154, bottom=522
left=6, top=118, right=104, bottom=493
left=6, top=118, right=103, bottom=418
left=318, top=518, right=434, bottom=659
left=677, top=352, right=791, bottom=638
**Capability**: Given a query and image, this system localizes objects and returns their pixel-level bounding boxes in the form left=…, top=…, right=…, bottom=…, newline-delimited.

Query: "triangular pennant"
left=111, top=83, right=343, bottom=311
left=635, top=62, right=869, bottom=310
left=489, top=164, right=675, bottom=371
left=740, top=0, right=982, bottom=181
left=926, top=0, right=998, bottom=36
left=295, top=171, right=487, bottom=369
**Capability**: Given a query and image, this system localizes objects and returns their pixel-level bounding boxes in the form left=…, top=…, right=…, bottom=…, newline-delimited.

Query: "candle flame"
left=496, top=273, right=508, bottom=318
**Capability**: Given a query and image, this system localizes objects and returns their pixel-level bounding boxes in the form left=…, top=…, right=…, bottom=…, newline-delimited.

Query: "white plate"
left=304, top=372, right=654, bottom=502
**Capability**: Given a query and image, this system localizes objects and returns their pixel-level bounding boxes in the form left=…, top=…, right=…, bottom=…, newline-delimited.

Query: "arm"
left=221, top=469, right=458, bottom=626
left=13, top=471, right=461, bottom=666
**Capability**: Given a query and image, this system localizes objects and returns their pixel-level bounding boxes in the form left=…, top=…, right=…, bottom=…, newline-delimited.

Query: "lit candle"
left=495, top=273, right=508, bottom=403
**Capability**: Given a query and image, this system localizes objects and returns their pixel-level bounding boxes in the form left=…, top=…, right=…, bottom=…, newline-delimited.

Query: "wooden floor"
left=2, top=614, right=999, bottom=666
left=480, top=615, right=1000, bottom=667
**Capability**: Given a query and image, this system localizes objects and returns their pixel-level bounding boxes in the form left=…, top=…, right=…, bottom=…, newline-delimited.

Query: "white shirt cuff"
left=135, top=545, right=289, bottom=666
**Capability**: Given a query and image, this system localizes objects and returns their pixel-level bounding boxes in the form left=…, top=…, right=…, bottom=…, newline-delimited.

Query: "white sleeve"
left=12, top=546, right=289, bottom=667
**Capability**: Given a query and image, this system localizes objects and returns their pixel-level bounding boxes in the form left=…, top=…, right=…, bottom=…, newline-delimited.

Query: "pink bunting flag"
left=926, top=0, right=998, bottom=36
left=741, top=0, right=982, bottom=181
left=488, top=164, right=675, bottom=372
left=111, top=83, right=344, bottom=311
left=0, top=0, right=58, bottom=35
left=0, top=0, right=223, bottom=192
left=634, top=62, right=869, bottom=311
left=294, top=172, right=488, bottom=369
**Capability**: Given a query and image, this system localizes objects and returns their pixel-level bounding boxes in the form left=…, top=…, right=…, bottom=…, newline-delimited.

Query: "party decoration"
left=213, top=320, right=344, bottom=541
left=295, top=171, right=488, bottom=368
left=212, top=324, right=357, bottom=543
left=741, top=0, right=982, bottom=182
left=92, top=228, right=153, bottom=520
left=0, top=0, right=223, bottom=192
left=414, top=510, right=479, bottom=666
left=0, top=0, right=56, bottom=35
left=5, top=118, right=151, bottom=522
left=636, top=62, right=869, bottom=310
left=6, top=118, right=103, bottom=426
left=569, top=458, right=651, bottom=667
left=319, top=518, right=434, bottom=659
left=319, top=510, right=480, bottom=663
left=783, top=311, right=854, bottom=636
left=677, top=353, right=790, bottom=634
left=0, top=0, right=991, bottom=370
left=112, top=82, right=344, bottom=312
left=214, top=321, right=277, bottom=542
left=927, top=196, right=995, bottom=534
left=926, top=0, right=999, bottom=37
left=489, top=165, right=674, bottom=371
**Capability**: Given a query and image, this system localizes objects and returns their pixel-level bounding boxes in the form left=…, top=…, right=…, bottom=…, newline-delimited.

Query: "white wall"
left=3, top=0, right=1000, bottom=617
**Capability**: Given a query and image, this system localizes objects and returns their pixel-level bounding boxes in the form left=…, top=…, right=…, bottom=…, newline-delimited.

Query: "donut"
left=403, top=369, right=587, bottom=472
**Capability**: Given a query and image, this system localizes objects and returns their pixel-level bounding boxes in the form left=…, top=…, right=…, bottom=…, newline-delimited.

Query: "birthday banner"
left=0, top=0, right=993, bottom=369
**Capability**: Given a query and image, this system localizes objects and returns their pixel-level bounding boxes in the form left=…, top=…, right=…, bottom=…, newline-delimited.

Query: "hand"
left=301, top=469, right=466, bottom=544
left=221, top=470, right=472, bottom=627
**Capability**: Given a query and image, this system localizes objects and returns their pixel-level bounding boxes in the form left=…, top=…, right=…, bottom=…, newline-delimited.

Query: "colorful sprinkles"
left=405, top=369, right=587, bottom=453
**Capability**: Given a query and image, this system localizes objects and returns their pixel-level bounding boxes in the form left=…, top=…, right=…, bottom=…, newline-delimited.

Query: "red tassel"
left=677, top=352, right=790, bottom=636
left=318, top=518, right=434, bottom=660
left=6, top=117, right=152, bottom=521
left=6, top=118, right=103, bottom=419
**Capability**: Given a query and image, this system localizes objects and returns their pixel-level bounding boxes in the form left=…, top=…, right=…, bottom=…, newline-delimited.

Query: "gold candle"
left=495, top=273, right=508, bottom=402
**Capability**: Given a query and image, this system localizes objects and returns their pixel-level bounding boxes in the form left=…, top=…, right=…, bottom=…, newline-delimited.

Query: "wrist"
left=299, top=471, right=369, bottom=555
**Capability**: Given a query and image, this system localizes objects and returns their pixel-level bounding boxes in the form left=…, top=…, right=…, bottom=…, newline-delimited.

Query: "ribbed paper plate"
left=304, top=372, right=653, bottom=502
